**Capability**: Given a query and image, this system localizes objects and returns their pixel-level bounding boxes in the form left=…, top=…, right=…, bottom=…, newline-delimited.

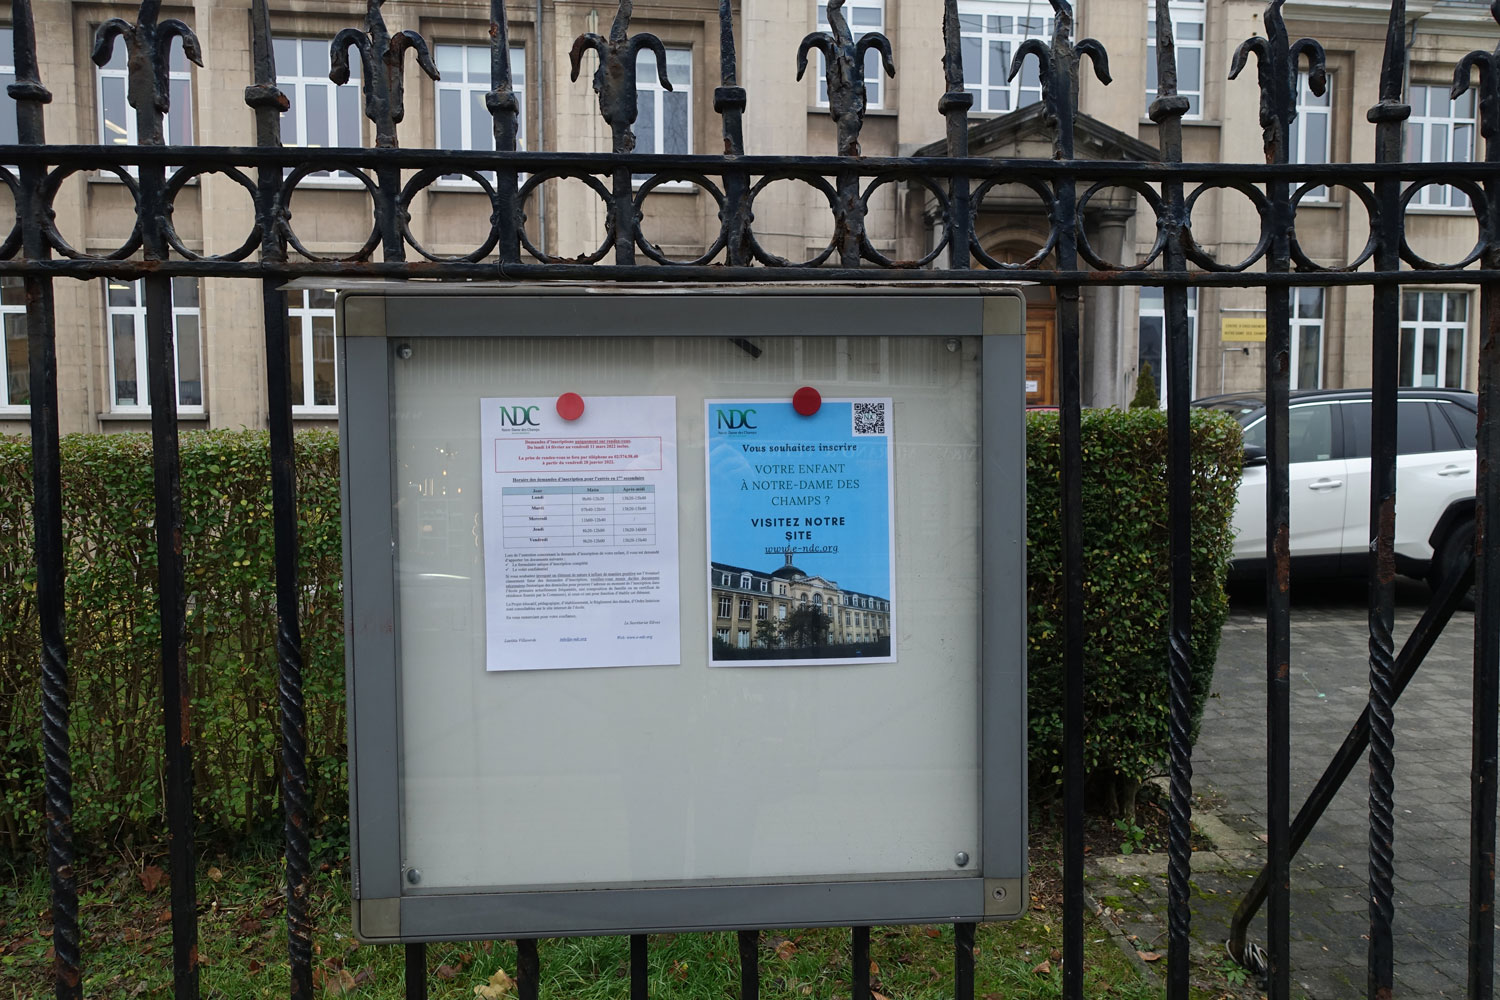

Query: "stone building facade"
left=0, top=0, right=1492, bottom=436
left=710, top=558, right=891, bottom=650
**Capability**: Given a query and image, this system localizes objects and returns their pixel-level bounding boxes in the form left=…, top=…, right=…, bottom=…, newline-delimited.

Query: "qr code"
left=852, top=401, right=887, bottom=436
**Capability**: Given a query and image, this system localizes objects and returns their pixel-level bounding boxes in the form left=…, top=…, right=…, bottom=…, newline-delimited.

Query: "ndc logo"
left=498, top=404, right=540, bottom=427
left=715, top=407, right=757, bottom=430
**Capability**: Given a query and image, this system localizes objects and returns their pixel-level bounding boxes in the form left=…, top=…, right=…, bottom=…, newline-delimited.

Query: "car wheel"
left=1429, top=518, right=1477, bottom=611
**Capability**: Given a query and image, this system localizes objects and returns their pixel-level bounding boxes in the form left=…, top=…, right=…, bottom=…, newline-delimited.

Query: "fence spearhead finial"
left=91, top=0, right=202, bottom=144
left=797, top=0, right=894, bottom=156
left=1229, top=0, right=1326, bottom=161
left=568, top=0, right=669, bottom=154
left=330, top=0, right=438, bottom=148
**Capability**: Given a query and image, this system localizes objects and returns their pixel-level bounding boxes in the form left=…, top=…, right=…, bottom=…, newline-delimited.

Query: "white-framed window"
left=634, top=46, right=691, bottom=183
left=1146, top=0, right=1204, bottom=119
left=757, top=601, right=768, bottom=620
left=815, top=0, right=885, bottom=108
left=98, top=34, right=193, bottom=152
left=287, top=288, right=337, bottom=414
left=1136, top=287, right=1199, bottom=408
left=739, top=572, right=750, bottom=589
left=717, top=594, right=731, bottom=618
left=1406, top=84, right=1476, bottom=209
left=957, top=1, right=1049, bottom=114
left=1291, top=287, right=1325, bottom=389
left=434, top=43, right=525, bottom=185
left=273, top=37, right=362, bottom=182
left=1290, top=70, right=1331, bottom=201
left=0, top=27, right=18, bottom=146
left=1400, top=290, right=1468, bottom=388
left=0, top=277, right=27, bottom=412
left=105, top=278, right=203, bottom=413
left=737, top=628, right=750, bottom=649
left=738, top=596, right=751, bottom=618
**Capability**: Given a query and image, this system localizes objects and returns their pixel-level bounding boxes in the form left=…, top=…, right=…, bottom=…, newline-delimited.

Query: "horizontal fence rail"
left=4, top=0, right=1498, bottom=998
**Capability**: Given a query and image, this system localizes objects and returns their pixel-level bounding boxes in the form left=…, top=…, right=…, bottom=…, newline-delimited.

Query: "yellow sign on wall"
left=1222, top=318, right=1266, bottom=343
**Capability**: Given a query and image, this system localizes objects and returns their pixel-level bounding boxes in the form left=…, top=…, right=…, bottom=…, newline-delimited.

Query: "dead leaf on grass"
left=1032, top=959, right=1052, bottom=975
left=775, top=939, right=798, bottom=961
left=1050, top=948, right=1061, bottom=961
left=139, top=866, right=166, bottom=894
left=474, top=966, right=516, bottom=999
left=1137, top=951, right=1162, bottom=962
left=924, top=927, right=941, bottom=938
left=247, top=959, right=263, bottom=974
left=436, top=964, right=461, bottom=980
left=207, top=867, right=223, bottom=882
left=873, top=992, right=893, bottom=1000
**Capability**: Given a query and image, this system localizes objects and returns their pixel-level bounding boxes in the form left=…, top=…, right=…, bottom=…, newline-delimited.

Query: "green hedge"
left=0, top=431, right=346, bottom=852
left=0, top=414, right=1240, bottom=852
left=1025, top=408, right=1242, bottom=810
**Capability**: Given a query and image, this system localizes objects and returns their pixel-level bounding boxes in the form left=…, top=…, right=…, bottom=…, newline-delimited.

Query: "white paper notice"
left=480, top=396, right=680, bottom=671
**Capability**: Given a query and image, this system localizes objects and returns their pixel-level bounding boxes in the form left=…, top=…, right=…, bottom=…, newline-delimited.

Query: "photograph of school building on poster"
left=709, top=554, right=891, bottom=662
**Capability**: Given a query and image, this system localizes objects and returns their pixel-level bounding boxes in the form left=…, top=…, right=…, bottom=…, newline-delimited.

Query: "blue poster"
left=705, top=398, right=895, bottom=666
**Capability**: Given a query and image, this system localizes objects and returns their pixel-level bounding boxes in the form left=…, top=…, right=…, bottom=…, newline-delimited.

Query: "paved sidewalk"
left=1087, top=579, right=1493, bottom=998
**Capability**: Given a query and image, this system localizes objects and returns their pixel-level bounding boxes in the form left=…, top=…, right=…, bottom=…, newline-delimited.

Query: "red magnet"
left=793, top=386, right=822, bottom=416
left=556, top=392, right=585, bottom=421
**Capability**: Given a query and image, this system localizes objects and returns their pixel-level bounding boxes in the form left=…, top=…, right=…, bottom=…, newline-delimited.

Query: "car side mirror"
left=1243, top=444, right=1267, bottom=468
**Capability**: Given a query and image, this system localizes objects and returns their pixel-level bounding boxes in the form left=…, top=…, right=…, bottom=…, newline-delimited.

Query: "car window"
left=1289, top=404, right=1335, bottom=463
left=1240, top=405, right=1336, bottom=462
left=1436, top=400, right=1476, bottom=450
left=1341, top=399, right=1440, bottom=457
left=1398, top=400, right=1434, bottom=454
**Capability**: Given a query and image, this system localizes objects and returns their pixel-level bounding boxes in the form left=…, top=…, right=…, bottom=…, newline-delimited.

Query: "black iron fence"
left=9, top=0, right=1500, bottom=997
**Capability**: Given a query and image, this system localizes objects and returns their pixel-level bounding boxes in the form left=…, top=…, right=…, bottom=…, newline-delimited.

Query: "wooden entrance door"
left=1025, top=307, right=1056, bottom=407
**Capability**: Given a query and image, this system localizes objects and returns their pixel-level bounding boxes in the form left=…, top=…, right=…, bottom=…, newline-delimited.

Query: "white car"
left=1193, top=389, right=1479, bottom=593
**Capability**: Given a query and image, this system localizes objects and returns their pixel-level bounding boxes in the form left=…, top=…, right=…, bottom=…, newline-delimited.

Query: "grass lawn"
left=0, top=841, right=1218, bottom=1000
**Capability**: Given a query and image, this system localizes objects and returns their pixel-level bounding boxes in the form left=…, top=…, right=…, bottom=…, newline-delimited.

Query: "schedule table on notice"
left=501, top=485, right=658, bottom=549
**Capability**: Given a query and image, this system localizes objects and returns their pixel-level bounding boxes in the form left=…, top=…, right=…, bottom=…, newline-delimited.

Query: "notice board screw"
left=954, top=852, right=969, bottom=867
left=406, top=868, right=422, bottom=885
left=991, top=885, right=1007, bottom=901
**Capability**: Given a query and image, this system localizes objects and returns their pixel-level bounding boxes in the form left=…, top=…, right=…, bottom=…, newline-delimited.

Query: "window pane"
left=510, top=45, right=525, bottom=85
left=435, top=44, right=463, bottom=76
left=1446, top=331, right=1465, bottom=388
left=1430, top=402, right=1463, bottom=451
left=438, top=88, right=462, bottom=148
left=1422, top=293, right=1442, bottom=321
left=1439, top=401, right=1476, bottom=450
left=1, top=276, right=25, bottom=308
left=304, top=83, right=329, bottom=146
left=1449, top=292, right=1468, bottom=322
left=988, top=41, right=1007, bottom=86
left=301, top=39, right=329, bottom=77
left=665, top=48, right=692, bottom=83
left=175, top=313, right=201, bottom=407
left=1305, top=114, right=1328, bottom=164
left=107, top=281, right=137, bottom=308
left=168, top=78, right=192, bottom=146
left=1402, top=292, right=1418, bottom=321
left=636, top=93, right=656, bottom=155
left=1178, top=21, right=1204, bottom=41
left=962, top=36, right=981, bottom=88
left=0, top=71, right=16, bottom=147
left=1179, top=51, right=1202, bottom=93
left=851, top=7, right=881, bottom=26
left=1296, top=326, right=1321, bottom=388
left=4, top=313, right=27, bottom=406
left=337, top=86, right=360, bottom=146
left=309, top=288, right=336, bottom=310
left=312, top=315, right=336, bottom=406
left=1399, top=328, right=1415, bottom=385
left=663, top=91, right=689, bottom=155
left=470, top=89, right=494, bottom=152
left=172, top=277, right=199, bottom=309
left=112, top=317, right=138, bottom=406
left=289, top=324, right=305, bottom=405
left=1422, top=329, right=1440, bottom=385
left=102, top=76, right=130, bottom=144
left=1297, top=286, right=1324, bottom=318
left=468, top=45, right=489, bottom=80
left=274, top=37, right=298, bottom=74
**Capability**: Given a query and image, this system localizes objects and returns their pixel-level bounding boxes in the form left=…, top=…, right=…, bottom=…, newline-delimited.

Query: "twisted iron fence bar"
left=90, top=2, right=208, bottom=996
left=243, top=1, right=316, bottom=997
left=1145, top=1, right=1195, bottom=995
left=1460, top=10, right=1500, bottom=997
left=1366, top=4, right=1410, bottom=997
left=5, top=0, right=1499, bottom=997
left=10, top=1, right=77, bottom=996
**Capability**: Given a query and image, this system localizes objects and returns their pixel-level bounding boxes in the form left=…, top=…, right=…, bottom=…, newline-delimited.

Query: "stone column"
left=1084, top=212, right=1130, bottom=408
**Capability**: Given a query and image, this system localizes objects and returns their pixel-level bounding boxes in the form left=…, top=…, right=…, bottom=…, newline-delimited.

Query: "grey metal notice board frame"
left=336, top=283, right=1027, bottom=943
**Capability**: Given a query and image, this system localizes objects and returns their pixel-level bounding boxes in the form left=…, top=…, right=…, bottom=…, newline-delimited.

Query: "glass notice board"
left=337, top=286, right=1027, bottom=942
